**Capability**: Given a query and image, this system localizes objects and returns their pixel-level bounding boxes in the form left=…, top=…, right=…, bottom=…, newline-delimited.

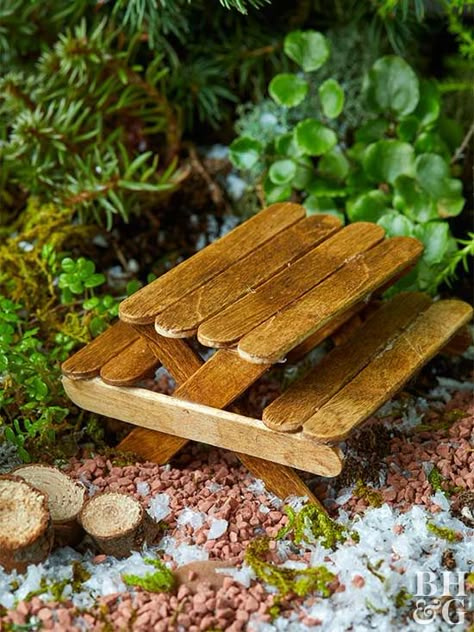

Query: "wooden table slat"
left=100, top=337, right=160, bottom=386
left=238, top=236, right=423, bottom=364
left=155, top=214, right=341, bottom=338
left=63, top=377, right=343, bottom=477
left=263, top=292, right=432, bottom=432
left=197, top=222, right=385, bottom=349
left=61, top=321, right=138, bottom=379
left=119, top=203, right=306, bottom=325
left=303, top=299, right=473, bottom=442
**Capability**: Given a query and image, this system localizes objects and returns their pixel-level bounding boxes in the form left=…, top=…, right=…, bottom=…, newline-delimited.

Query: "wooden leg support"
left=118, top=325, right=326, bottom=510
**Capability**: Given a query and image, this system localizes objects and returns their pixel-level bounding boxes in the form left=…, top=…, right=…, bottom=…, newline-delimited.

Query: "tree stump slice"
left=13, top=464, right=86, bottom=548
left=0, top=475, right=53, bottom=573
left=79, top=492, right=159, bottom=558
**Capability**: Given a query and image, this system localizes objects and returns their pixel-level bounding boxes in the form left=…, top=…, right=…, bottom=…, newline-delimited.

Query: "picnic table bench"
left=62, top=203, right=472, bottom=504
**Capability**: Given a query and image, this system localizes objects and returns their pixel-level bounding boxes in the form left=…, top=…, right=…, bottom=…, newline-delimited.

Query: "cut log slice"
left=0, top=475, right=53, bottom=572
left=13, top=465, right=86, bottom=548
left=80, top=492, right=159, bottom=558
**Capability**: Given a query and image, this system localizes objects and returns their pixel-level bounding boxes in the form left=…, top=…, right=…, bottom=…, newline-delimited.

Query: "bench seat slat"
left=263, top=292, right=432, bottom=432
left=119, top=203, right=305, bottom=325
left=237, top=236, right=423, bottom=364
left=61, top=321, right=138, bottom=379
left=155, top=215, right=341, bottom=338
left=100, top=338, right=160, bottom=386
left=197, top=222, right=385, bottom=348
left=62, top=376, right=343, bottom=477
left=303, top=299, right=473, bottom=443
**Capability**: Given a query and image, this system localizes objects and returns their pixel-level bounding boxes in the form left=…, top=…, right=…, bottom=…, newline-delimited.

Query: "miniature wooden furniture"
left=62, top=203, right=472, bottom=502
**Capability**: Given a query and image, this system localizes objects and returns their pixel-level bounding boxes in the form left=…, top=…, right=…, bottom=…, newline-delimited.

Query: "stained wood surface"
left=303, top=299, right=473, bottom=442
left=100, top=338, right=159, bottom=386
left=238, top=236, right=423, bottom=364
left=132, top=324, right=203, bottom=384
left=118, top=331, right=326, bottom=507
left=288, top=302, right=365, bottom=362
left=174, top=349, right=269, bottom=408
left=61, top=321, right=138, bottom=380
left=119, top=203, right=306, bottom=325
left=63, top=377, right=343, bottom=477
left=198, top=222, right=385, bottom=349
left=154, top=215, right=341, bottom=338
left=263, top=292, right=432, bottom=432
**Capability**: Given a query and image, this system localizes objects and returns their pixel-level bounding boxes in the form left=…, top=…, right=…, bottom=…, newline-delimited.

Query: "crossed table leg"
left=117, top=324, right=326, bottom=510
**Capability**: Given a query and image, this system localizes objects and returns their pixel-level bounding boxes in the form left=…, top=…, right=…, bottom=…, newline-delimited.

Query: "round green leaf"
left=354, top=118, right=389, bottom=143
left=292, top=157, right=314, bottom=190
left=413, top=80, right=440, bottom=128
left=294, top=119, right=337, bottom=156
left=284, top=30, right=330, bottom=72
left=307, top=177, right=348, bottom=197
left=318, top=147, right=349, bottom=181
left=436, top=179, right=465, bottom=218
left=393, top=175, right=438, bottom=223
left=269, top=73, right=308, bottom=107
left=415, top=153, right=449, bottom=198
left=304, top=195, right=345, bottom=223
left=318, top=79, right=344, bottom=119
left=363, top=140, right=415, bottom=184
left=413, top=222, right=452, bottom=265
left=263, top=173, right=292, bottom=204
left=275, top=133, right=303, bottom=157
left=397, top=116, right=419, bottom=142
left=347, top=190, right=390, bottom=223
left=229, top=136, right=263, bottom=170
left=414, top=131, right=449, bottom=158
left=377, top=210, right=414, bottom=237
left=268, top=159, right=297, bottom=185
left=364, top=56, right=420, bottom=116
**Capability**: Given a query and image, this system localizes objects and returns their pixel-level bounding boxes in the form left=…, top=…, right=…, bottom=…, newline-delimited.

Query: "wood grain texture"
left=174, top=349, right=269, bottom=408
left=63, top=377, right=343, bottom=477
left=154, top=215, right=342, bottom=338
left=61, top=321, right=138, bottom=379
left=117, top=331, right=327, bottom=506
left=119, top=203, right=306, bottom=325
left=303, top=299, right=473, bottom=442
left=236, top=454, right=326, bottom=505
left=287, top=302, right=365, bottom=363
left=131, top=324, right=203, bottom=384
left=238, top=236, right=423, bottom=364
left=100, top=338, right=159, bottom=386
left=117, top=427, right=188, bottom=463
left=263, top=292, right=432, bottom=432
left=198, top=222, right=385, bottom=349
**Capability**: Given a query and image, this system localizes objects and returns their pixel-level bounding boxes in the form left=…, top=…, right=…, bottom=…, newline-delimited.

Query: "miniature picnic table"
left=62, top=203, right=472, bottom=504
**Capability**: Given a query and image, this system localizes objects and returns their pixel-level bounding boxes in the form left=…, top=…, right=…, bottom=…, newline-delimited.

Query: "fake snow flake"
left=136, top=481, right=150, bottom=497
left=160, top=536, right=208, bottom=566
left=207, top=518, right=228, bottom=540
left=177, top=508, right=206, bottom=530
left=147, top=493, right=171, bottom=521
left=215, top=563, right=256, bottom=587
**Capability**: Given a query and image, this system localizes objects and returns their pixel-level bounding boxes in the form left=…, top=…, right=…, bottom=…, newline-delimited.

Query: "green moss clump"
left=244, top=537, right=335, bottom=598
left=122, top=559, right=176, bottom=593
left=276, top=503, right=355, bottom=549
left=394, top=587, right=412, bottom=608
left=353, top=480, right=383, bottom=508
left=427, top=522, right=462, bottom=542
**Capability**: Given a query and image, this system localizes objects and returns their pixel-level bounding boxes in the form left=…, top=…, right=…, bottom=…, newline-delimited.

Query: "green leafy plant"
left=122, top=558, right=176, bottom=592
left=230, top=30, right=470, bottom=293
left=0, top=241, right=128, bottom=460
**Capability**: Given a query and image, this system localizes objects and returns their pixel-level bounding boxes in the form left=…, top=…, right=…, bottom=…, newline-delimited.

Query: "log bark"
left=13, top=464, right=86, bottom=548
left=79, top=492, right=159, bottom=558
left=0, top=475, right=54, bottom=572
